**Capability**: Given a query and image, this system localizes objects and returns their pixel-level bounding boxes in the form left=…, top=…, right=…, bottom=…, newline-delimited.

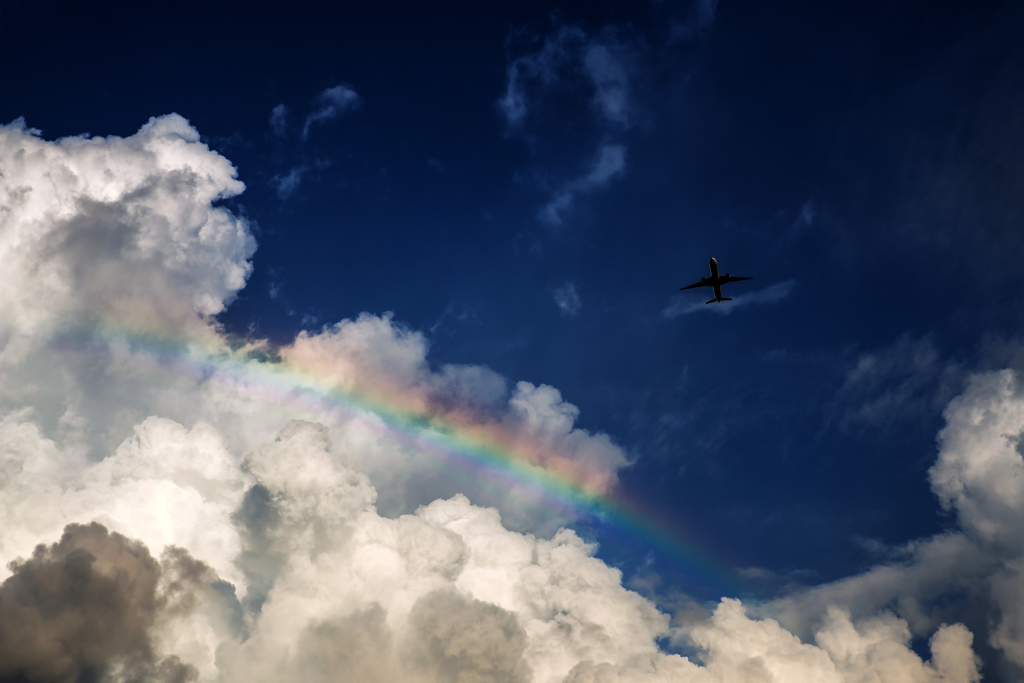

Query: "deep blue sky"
left=5, top=0, right=1023, bottom=606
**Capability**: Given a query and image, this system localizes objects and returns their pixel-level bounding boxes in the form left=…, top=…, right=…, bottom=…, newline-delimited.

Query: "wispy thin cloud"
left=499, top=26, right=585, bottom=128
left=540, top=144, right=626, bottom=226
left=583, top=43, right=632, bottom=127
left=270, top=165, right=305, bottom=199
left=269, top=104, right=288, bottom=137
left=797, top=200, right=816, bottom=228
left=499, top=25, right=639, bottom=229
left=552, top=282, right=582, bottom=317
left=302, top=84, right=362, bottom=140
left=671, top=0, right=719, bottom=42
left=662, top=280, right=795, bottom=319
left=833, top=334, right=964, bottom=433
left=500, top=26, right=636, bottom=131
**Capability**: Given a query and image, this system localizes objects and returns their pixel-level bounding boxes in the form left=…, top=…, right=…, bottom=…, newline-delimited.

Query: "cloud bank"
left=0, top=115, right=999, bottom=682
left=761, top=369, right=1024, bottom=680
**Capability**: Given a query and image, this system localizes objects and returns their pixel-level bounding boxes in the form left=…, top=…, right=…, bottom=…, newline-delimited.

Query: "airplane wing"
left=679, top=280, right=707, bottom=290
left=719, top=276, right=753, bottom=284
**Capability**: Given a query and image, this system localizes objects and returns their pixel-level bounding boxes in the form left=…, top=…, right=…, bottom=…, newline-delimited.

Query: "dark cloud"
left=404, top=589, right=531, bottom=683
left=0, top=523, right=201, bottom=683
left=231, top=483, right=286, bottom=620
left=291, top=605, right=399, bottom=683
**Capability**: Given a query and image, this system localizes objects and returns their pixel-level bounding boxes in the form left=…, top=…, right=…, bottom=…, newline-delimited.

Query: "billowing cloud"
left=0, top=114, right=255, bottom=339
left=763, top=369, right=1024, bottom=680
left=0, top=115, right=998, bottom=682
left=302, top=84, right=362, bottom=140
left=929, top=370, right=1024, bottom=550
left=405, top=589, right=532, bottom=682
left=0, top=522, right=207, bottom=683
left=279, top=315, right=630, bottom=529
left=662, top=280, right=795, bottom=319
left=1, top=458, right=985, bottom=683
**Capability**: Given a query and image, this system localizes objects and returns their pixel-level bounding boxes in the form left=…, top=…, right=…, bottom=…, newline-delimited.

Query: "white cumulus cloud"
left=0, top=114, right=255, bottom=339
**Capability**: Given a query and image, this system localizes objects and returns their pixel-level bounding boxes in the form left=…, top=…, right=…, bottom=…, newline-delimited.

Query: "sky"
left=0, top=0, right=1023, bottom=681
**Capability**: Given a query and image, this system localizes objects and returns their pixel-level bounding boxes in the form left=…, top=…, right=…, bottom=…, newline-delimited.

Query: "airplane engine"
left=725, top=273, right=730, bottom=278
left=701, top=277, right=706, bottom=283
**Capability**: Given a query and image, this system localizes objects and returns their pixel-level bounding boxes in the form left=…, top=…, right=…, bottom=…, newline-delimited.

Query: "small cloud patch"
left=268, top=104, right=288, bottom=137
left=303, top=84, right=362, bottom=140
left=539, top=145, right=626, bottom=226
left=552, top=282, right=582, bottom=317
left=663, top=280, right=794, bottom=319
left=270, top=165, right=305, bottom=199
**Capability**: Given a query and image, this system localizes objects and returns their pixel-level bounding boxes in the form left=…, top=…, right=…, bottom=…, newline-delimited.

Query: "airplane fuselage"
left=709, top=258, right=724, bottom=301
left=679, top=257, right=752, bottom=304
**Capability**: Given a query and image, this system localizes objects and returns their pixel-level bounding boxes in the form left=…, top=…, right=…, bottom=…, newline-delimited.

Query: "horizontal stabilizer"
left=706, top=297, right=733, bottom=304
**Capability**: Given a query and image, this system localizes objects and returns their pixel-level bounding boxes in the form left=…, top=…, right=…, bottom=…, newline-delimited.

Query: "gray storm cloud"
left=0, top=522, right=205, bottom=683
left=0, top=115, right=995, bottom=682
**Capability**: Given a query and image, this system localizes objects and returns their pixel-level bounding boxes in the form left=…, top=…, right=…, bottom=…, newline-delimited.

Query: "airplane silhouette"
left=679, top=257, right=753, bottom=304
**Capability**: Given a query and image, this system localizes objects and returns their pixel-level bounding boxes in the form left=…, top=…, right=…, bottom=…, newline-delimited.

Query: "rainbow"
left=58, top=315, right=745, bottom=598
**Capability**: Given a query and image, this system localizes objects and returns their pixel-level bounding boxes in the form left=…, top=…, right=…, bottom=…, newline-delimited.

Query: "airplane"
left=679, top=257, right=753, bottom=304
